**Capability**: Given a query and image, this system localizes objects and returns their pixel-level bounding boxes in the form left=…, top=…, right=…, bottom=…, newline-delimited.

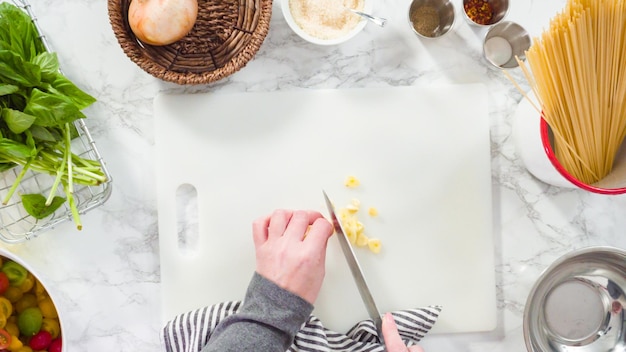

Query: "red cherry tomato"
left=49, top=337, right=62, bottom=352
left=0, top=328, right=10, bottom=349
left=0, top=273, right=9, bottom=295
left=29, top=330, right=52, bottom=350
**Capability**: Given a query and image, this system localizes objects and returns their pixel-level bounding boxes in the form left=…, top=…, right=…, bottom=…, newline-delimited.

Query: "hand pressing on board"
left=200, top=209, right=426, bottom=352
left=253, top=209, right=334, bottom=304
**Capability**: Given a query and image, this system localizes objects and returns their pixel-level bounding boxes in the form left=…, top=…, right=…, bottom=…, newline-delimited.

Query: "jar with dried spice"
left=408, top=0, right=455, bottom=38
left=462, top=0, right=509, bottom=26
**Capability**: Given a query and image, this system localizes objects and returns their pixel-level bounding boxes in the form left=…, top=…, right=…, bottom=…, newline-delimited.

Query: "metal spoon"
left=344, top=7, right=387, bottom=27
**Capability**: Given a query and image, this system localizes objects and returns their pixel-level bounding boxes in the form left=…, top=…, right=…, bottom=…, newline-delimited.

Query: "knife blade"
left=322, top=190, right=385, bottom=345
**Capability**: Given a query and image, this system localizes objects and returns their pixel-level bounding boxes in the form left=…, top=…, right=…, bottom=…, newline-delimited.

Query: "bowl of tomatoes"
left=0, top=249, right=63, bottom=352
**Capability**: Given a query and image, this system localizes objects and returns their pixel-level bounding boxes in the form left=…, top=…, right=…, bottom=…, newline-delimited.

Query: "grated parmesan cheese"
left=289, top=0, right=365, bottom=40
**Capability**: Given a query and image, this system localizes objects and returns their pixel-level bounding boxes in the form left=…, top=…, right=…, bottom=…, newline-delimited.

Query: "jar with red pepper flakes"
left=462, top=0, right=509, bottom=26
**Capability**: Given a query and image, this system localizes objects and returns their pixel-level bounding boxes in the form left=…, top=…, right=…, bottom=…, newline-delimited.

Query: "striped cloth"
left=162, top=301, right=442, bottom=352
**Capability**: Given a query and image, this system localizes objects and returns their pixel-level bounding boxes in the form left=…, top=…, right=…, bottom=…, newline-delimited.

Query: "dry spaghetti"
left=508, top=0, right=626, bottom=185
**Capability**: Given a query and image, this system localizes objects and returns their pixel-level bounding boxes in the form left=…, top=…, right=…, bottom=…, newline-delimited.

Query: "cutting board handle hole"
left=176, top=183, right=199, bottom=256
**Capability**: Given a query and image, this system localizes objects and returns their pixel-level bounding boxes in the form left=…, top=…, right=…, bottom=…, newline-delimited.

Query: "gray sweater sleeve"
left=200, top=272, right=314, bottom=352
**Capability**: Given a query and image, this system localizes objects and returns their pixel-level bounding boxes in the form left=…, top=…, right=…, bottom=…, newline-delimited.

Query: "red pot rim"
left=539, top=117, right=626, bottom=195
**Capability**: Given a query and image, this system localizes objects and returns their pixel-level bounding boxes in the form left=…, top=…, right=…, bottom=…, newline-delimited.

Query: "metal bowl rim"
left=523, top=246, right=626, bottom=352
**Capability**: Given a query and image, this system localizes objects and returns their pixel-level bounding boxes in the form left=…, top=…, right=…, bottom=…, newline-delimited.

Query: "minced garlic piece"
left=367, top=207, right=378, bottom=217
left=344, top=175, right=360, bottom=188
left=344, top=222, right=357, bottom=244
left=338, top=207, right=351, bottom=221
left=367, top=238, right=382, bottom=254
left=356, top=232, right=369, bottom=247
left=346, top=204, right=359, bottom=213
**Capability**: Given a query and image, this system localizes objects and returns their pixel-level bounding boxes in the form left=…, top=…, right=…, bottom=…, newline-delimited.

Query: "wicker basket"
left=108, top=0, right=272, bottom=85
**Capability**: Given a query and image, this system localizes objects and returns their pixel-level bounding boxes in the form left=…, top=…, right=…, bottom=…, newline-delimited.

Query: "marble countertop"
left=3, top=0, right=626, bottom=351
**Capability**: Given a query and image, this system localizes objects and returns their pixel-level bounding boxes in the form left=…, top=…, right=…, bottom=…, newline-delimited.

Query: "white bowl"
left=280, top=0, right=372, bottom=45
left=0, top=248, right=66, bottom=352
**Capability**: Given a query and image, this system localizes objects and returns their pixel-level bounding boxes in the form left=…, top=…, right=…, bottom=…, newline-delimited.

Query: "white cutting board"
left=155, top=84, right=497, bottom=334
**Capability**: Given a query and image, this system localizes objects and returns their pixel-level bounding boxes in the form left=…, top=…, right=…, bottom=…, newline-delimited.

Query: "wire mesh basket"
left=0, top=0, right=113, bottom=243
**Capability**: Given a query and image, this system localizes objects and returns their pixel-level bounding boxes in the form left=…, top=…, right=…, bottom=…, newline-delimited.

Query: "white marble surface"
left=3, top=0, right=626, bottom=351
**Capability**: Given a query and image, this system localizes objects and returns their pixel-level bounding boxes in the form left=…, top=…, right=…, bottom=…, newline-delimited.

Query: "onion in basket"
left=128, top=0, right=198, bottom=46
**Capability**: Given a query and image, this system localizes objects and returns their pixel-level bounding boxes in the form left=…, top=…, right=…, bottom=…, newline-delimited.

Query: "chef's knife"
left=322, top=190, right=385, bottom=346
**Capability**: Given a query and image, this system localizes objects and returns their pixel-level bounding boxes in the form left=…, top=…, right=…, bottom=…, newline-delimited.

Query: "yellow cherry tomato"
left=16, top=274, right=34, bottom=294
left=14, top=294, right=36, bottom=314
left=0, top=297, right=12, bottom=319
left=33, top=281, right=46, bottom=301
left=4, top=322, right=18, bottom=338
left=13, top=347, right=33, bottom=352
left=37, top=298, right=57, bottom=319
left=7, top=334, right=21, bottom=350
left=4, top=287, right=22, bottom=303
left=41, top=318, right=60, bottom=339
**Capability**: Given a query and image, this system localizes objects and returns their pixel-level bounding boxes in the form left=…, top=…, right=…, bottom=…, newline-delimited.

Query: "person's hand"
left=382, top=313, right=425, bottom=352
left=252, top=209, right=334, bottom=304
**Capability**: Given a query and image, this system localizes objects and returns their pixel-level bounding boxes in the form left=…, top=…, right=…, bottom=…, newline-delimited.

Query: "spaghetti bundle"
left=512, top=0, right=626, bottom=184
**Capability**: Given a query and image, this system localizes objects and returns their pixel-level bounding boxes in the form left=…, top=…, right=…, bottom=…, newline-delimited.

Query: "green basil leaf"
left=24, top=129, right=35, bottom=149
left=32, top=52, right=59, bottom=81
left=24, top=88, right=85, bottom=127
left=0, top=137, right=36, bottom=159
left=0, top=3, right=45, bottom=60
left=1, top=108, right=36, bottom=133
left=20, top=194, right=66, bottom=219
left=0, top=84, right=19, bottom=96
left=0, top=50, right=41, bottom=87
left=28, top=125, right=59, bottom=142
left=46, top=74, right=96, bottom=110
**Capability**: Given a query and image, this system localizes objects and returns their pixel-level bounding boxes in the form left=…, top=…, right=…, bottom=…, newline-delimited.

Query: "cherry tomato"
left=48, top=337, right=62, bottom=352
left=13, top=347, right=33, bottom=352
left=17, top=273, right=34, bottom=293
left=15, top=294, right=37, bottom=314
left=8, top=334, right=22, bottom=350
left=41, top=318, right=60, bottom=339
left=17, top=307, right=42, bottom=337
left=4, top=322, right=18, bottom=337
left=0, top=273, right=9, bottom=295
left=0, top=328, right=11, bottom=349
left=4, top=286, right=23, bottom=303
left=29, top=330, right=51, bottom=350
left=38, top=297, right=57, bottom=319
left=0, top=297, right=12, bottom=319
left=34, top=280, right=46, bottom=301
left=1, top=262, right=27, bottom=287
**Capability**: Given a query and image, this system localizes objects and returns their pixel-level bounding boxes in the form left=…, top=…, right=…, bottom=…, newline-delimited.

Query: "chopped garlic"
left=338, top=208, right=351, bottom=221
left=346, top=204, right=359, bottom=213
left=345, top=225, right=357, bottom=244
left=367, top=238, right=382, bottom=253
left=355, top=220, right=364, bottom=234
left=356, top=232, right=369, bottom=247
left=338, top=176, right=382, bottom=254
left=344, top=175, right=360, bottom=188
